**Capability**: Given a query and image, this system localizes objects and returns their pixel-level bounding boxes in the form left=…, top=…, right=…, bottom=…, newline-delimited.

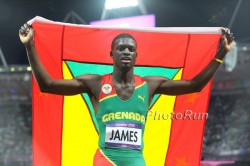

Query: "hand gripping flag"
left=29, top=16, right=222, bottom=166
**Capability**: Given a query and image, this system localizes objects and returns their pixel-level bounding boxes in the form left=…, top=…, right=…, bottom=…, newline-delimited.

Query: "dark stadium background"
left=0, top=0, right=249, bottom=165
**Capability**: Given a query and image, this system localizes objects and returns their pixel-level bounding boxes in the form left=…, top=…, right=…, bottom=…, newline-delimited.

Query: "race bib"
left=105, top=122, right=142, bottom=150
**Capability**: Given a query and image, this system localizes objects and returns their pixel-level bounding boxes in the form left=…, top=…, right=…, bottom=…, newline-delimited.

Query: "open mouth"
left=121, top=57, right=131, bottom=63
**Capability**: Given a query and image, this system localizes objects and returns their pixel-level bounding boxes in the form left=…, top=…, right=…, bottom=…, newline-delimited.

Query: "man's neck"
left=112, top=67, right=134, bottom=84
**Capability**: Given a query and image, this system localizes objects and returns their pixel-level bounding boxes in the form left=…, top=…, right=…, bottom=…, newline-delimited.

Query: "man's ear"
left=110, top=51, right=113, bottom=58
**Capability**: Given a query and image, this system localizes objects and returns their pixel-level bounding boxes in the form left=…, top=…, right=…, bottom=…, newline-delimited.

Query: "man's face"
left=111, top=37, right=137, bottom=71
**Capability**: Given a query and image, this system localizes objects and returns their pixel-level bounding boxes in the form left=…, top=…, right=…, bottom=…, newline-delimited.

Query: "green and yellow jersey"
left=94, top=74, right=148, bottom=166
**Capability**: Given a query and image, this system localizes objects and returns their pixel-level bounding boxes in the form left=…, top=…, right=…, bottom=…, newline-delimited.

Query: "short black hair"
left=111, top=33, right=136, bottom=50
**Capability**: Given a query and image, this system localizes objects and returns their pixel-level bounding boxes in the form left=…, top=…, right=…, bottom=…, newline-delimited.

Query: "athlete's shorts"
left=93, top=148, right=146, bottom=166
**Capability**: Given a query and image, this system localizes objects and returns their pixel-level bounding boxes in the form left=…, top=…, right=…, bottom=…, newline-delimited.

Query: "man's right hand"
left=19, top=23, right=34, bottom=46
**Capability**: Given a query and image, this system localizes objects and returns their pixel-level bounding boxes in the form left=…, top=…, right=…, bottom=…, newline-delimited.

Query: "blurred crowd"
left=0, top=72, right=32, bottom=166
left=203, top=93, right=250, bottom=161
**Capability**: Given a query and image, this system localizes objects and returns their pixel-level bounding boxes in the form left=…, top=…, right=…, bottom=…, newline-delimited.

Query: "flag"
left=29, top=16, right=221, bottom=166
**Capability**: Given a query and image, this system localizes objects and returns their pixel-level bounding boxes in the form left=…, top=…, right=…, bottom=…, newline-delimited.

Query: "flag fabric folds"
left=29, top=16, right=221, bottom=166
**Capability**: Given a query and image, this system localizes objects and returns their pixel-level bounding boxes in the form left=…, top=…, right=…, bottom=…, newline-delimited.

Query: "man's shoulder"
left=143, top=76, right=170, bottom=83
left=76, top=74, right=102, bottom=82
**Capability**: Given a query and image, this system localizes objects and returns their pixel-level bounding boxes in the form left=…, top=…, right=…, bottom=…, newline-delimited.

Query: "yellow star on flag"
left=175, top=156, right=190, bottom=166
left=39, top=92, right=48, bottom=97
left=39, top=160, right=50, bottom=166
left=185, top=93, right=201, bottom=104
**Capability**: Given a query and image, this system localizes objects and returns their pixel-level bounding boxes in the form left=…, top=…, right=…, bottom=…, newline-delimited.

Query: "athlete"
left=19, top=23, right=234, bottom=166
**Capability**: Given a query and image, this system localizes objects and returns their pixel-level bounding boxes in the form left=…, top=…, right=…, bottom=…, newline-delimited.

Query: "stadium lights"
left=18, top=67, right=23, bottom=71
left=27, top=66, right=32, bottom=71
left=10, top=67, right=15, bottom=72
left=105, top=0, right=139, bottom=10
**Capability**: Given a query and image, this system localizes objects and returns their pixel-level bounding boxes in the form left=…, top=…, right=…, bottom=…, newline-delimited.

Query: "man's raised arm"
left=19, top=23, right=101, bottom=96
left=145, top=28, right=234, bottom=97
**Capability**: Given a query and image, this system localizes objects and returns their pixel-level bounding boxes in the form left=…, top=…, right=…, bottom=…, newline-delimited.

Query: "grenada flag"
left=29, top=16, right=221, bottom=166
